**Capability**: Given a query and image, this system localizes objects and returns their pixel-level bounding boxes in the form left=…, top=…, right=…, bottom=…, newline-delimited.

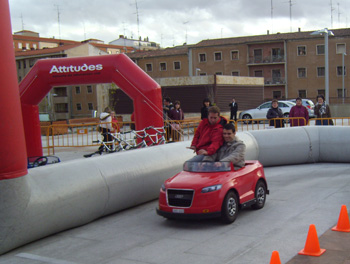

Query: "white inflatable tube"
left=1, top=127, right=350, bottom=254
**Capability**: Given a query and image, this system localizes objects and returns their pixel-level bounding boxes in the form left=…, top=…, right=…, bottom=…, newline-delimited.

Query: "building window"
left=336, top=43, right=346, bottom=54
left=199, top=53, right=206, bottom=62
left=231, top=50, right=239, bottom=60
left=214, top=52, right=222, bottom=61
left=273, top=91, right=282, bottom=99
left=199, top=72, right=207, bottom=76
left=174, top=61, right=181, bottom=70
left=26, top=43, right=30, bottom=50
left=33, top=44, right=37, bottom=49
left=254, top=70, right=263, bottom=77
left=337, top=66, right=346, bottom=76
left=254, top=49, right=263, bottom=63
left=298, top=46, right=306, bottom=56
left=337, top=88, right=346, bottom=98
left=146, top=63, right=153, bottom=72
left=75, top=86, right=81, bottom=94
left=23, top=60, right=26, bottom=69
left=317, top=89, right=325, bottom=95
left=298, top=68, right=307, bottom=78
left=298, top=90, right=307, bottom=98
left=272, top=48, right=283, bottom=62
left=88, top=103, right=93, bottom=110
left=160, top=62, right=167, bottom=71
left=55, top=103, right=69, bottom=113
left=17, top=61, right=21, bottom=69
left=76, top=103, right=82, bottom=111
left=87, top=85, right=93, bottom=93
left=317, top=67, right=325, bottom=77
left=18, top=43, right=22, bottom=49
left=54, top=87, right=67, bottom=97
left=29, top=59, right=35, bottom=67
left=231, top=71, right=239, bottom=76
left=215, top=72, right=223, bottom=75
left=316, top=45, right=325, bottom=55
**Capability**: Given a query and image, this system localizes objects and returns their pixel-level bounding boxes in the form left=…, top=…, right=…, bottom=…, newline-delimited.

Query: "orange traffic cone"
left=298, top=224, right=326, bottom=256
left=269, top=251, right=281, bottom=264
left=332, top=205, right=350, bottom=232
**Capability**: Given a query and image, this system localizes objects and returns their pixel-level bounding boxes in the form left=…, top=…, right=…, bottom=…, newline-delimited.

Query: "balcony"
left=264, top=77, right=286, bottom=86
left=248, top=55, right=285, bottom=65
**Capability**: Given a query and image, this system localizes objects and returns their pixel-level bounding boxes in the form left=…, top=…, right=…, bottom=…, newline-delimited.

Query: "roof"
left=13, top=34, right=80, bottom=45
left=127, top=45, right=191, bottom=59
left=15, top=43, right=84, bottom=57
left=195, top=28, right=350, bottom=47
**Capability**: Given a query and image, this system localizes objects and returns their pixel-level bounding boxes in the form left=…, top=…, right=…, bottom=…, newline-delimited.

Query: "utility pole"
left=135, top=0, right=140, bottom=50
left=54, top=4, right=61, bottom=39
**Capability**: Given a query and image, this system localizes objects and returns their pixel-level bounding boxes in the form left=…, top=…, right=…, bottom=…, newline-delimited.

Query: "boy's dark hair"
left=223, top=123, right=236, bottom=133
left=208, top=106, right=220, bottom=115
left=164, top=97, right=172, bottom=103
left=272, top=99, right=278, bottom=103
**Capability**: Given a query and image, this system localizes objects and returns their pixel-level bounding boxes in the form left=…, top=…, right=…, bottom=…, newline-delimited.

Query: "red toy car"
left=156, top=160, right=269, bottom=224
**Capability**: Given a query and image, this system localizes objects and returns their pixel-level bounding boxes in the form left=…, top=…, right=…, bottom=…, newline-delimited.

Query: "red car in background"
left=156, top=160, right=269, bottom=224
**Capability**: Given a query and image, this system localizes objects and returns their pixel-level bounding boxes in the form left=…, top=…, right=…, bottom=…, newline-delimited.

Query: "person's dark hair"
left=203, top=98, right=211, bottom=105
left=208, top=106, right=220, bottom=115
left=223, top=123, right=236, bottom=133
left=316, top=94, right=325, bottom=101
left=296, top=97, right=302, bottom=101
left=104, top=107, right=111, bottom=113
left=164, top=97, right=172, bottom=103
left=174, top=100, right=181, bottom=106
left=271, top=99, right=278, bottom=104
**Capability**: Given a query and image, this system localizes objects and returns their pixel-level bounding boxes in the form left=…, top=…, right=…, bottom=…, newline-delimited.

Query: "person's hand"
left=188, top=146, right=196, bottom=153
left=198, top=149, right=208, bottom=155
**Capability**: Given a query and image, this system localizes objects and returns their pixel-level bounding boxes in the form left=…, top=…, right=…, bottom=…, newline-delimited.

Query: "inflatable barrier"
left=1, top=126, right=350, bottom=255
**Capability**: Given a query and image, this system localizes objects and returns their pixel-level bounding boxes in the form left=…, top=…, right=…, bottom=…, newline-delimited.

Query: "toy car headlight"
left=161, top=184, right=166, bottom=191
left=201, top=184, right=222, bottom=193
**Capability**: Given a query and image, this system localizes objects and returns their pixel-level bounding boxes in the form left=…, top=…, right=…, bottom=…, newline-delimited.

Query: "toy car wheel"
left=252, top=181, right=267, bottom=210
left=221, top=191, right=238, bottom=224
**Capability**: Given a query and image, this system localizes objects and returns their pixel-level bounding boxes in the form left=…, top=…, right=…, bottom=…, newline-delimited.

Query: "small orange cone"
left=269, top=251, right=281, bottom=264
left=332, top=205, right=350, bottom=232
left=298, top=224, right=326, bottom=256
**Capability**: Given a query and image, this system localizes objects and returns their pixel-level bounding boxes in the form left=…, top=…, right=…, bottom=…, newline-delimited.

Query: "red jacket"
left=191, top=117, right=227, bottom=155
left=289, top=105, right=309, bottom=126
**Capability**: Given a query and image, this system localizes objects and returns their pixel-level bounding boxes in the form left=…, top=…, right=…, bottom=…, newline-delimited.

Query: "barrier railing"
left=40, top=117, right=350, bottom=154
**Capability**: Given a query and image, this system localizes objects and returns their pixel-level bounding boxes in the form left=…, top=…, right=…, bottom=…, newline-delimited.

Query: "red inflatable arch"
left=19, top=54, right=163, bottom=158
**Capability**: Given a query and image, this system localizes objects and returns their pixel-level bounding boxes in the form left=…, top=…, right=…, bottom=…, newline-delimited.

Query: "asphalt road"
left=0, top=162, right=349, bottom=264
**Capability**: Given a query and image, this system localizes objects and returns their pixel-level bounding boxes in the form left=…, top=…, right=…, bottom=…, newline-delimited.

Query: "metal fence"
left=41, top=117, right=350, bottom=154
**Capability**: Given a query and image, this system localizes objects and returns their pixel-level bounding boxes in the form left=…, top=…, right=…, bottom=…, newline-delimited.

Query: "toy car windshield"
left=183, top=161, right=231, bottom=172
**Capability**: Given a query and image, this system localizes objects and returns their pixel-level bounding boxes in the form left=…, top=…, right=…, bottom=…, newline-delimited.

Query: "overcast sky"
left=8, top=0, right=350, bottom=48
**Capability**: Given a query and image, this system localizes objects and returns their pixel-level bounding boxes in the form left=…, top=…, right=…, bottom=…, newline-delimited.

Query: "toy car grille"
left=167, top=189, right=194, bottom=207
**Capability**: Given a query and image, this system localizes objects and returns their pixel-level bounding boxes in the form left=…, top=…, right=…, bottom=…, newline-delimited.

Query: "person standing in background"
left=163, top=97, right=174, bottom=141
left=314, top=94, right=332, bottom=125
left=169, top=100, right=184, bottom=141
left=289, top=97, right=309, bottom=126
left=229, top=98, right=238, bottom=122
left=201, top=98, right=211, bottom=120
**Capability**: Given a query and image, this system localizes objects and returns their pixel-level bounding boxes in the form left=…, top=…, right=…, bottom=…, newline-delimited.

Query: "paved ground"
left=1, top=152, right=350, bottom=264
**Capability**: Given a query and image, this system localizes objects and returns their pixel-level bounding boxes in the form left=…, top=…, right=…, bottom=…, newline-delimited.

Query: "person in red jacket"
left=189, top=106, right=227, bottom=161
left=289, top=97, right=309, bottom=126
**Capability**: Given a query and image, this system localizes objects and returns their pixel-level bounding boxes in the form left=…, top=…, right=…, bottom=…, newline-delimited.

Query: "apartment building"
left=14, top=36, right=136, bottom=120
left=128, top=28, right=350, bottom=105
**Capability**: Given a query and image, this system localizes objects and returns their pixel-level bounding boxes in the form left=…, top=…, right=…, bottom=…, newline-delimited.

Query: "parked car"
left=238, top=100, right=296, bottom=123
left=156, top=160, right=269, bottom=224
left=288, top=98, right=315, bottom=118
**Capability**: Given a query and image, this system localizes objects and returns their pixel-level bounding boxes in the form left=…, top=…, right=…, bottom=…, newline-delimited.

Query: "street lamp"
left=195, top=68, right=201, bottom=76
left=310, top=28, right=334, bottom=104
left=342, top=52, right=346, bottom=104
